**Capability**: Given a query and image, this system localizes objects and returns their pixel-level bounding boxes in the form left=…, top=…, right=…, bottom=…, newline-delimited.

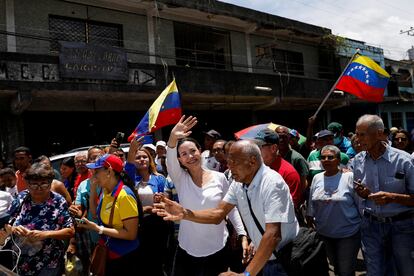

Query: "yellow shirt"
left=100, top=186, right=138, bottom=229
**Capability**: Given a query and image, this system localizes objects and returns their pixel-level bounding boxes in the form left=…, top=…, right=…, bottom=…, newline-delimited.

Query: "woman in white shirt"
left=166, top=116, right=247, bottom=276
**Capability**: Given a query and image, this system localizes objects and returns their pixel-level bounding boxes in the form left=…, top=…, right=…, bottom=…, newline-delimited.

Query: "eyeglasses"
left=28, top=181, right=51, bottom=190
left=396, top=137, right=407, bottom=142
left=74, top=160, right=87, bottom=164
left=320, top=155, right=336, bottom=161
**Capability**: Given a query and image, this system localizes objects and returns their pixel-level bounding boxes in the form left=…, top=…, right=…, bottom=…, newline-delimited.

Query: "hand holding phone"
left=353, top=180, right=371, bottom=199
left=75, top=218, right=86, bottom=224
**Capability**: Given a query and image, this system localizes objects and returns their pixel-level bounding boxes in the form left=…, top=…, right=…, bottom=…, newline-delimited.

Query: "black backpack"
left=281, top=227, right=329, bottom=276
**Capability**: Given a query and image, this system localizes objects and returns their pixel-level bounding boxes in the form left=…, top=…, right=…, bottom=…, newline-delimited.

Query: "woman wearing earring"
left=78, top=154, right=142, bottom=275
left=166, top=115, right=247, bottom=276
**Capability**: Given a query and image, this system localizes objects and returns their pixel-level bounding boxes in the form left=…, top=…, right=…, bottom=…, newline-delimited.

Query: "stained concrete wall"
left=13, top=0, right=149, bottom=62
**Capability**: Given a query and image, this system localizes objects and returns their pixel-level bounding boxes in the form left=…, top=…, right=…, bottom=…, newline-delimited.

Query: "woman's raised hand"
left=128, top=136, right=144, bottom=163
left=170, top=115, right=198, bottom=140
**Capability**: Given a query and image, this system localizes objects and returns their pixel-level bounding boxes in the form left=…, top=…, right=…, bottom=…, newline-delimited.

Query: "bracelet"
left=98, top=225, right=104, bottom=235
left=243, top=271, right=251, bottom=276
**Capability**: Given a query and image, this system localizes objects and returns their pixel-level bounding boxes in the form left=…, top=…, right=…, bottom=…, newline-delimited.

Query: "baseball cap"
left=86, top=154, right=123, bottom=173
left=143, top=144, right=156, bottom=152
left=254, top=129, right=279, bottom=145
left=155, top=141, right=167, bottom=148
left=289, top=129, right=300, bottom=139
left=327, top=122, right=343, bottom=134
left=316, top=130, right=334, bottom=139
left=204, top=129, right=221, bottom=139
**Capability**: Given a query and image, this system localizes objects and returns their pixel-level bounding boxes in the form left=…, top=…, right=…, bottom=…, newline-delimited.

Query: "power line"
left=400, top=27, right=414, bottom=36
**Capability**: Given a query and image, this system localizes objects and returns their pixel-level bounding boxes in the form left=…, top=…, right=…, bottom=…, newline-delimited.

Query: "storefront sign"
left=59, top=42, right=128, bottom=80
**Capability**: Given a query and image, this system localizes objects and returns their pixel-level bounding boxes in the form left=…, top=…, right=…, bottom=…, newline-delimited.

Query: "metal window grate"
left=88, top=23, right=122, bottom=47
left=49, top=16, right=85, bottom=50
left=49, top=15, right=122, bottom=51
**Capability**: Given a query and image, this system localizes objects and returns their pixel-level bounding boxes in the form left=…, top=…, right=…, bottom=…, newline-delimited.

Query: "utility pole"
left=400, top=27, right=414, bottom=36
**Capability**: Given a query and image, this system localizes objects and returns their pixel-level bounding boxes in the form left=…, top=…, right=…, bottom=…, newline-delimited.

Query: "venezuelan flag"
left=128, top=79, right=182, bottom=142
left=335, top=55, right=390, bottom=102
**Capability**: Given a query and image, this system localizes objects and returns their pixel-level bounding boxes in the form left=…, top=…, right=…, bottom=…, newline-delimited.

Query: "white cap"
left=143, top=144, right=156, bottom=152
left=156, top=141, right=167, bottom=148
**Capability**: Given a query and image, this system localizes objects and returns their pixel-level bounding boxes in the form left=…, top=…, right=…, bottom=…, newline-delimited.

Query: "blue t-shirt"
left=307, top=171, right=361, bottom=238
left=124, top=162, right=166, bottom=193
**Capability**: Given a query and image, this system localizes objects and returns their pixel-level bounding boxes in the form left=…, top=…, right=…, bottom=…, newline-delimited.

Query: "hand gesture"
left=153, top=195, right=186, bottom=221
left=27, top=230, right=48, bottom=242
left=69, top=204, right=83, bottom=218
left=128, top=136, right=144, bottom=163
left=241, top=236, right=249, bottom=264
left=368, top=191, right=394, bottom=205
left=110, top=138, right=119, bottom=148
left=13, top=225, right=31, bottom=237
left=76, top=217, right=98, bottom=231
left=354, top=179, right=371, bottom=199
left=170, top=116, right=198, bottom=140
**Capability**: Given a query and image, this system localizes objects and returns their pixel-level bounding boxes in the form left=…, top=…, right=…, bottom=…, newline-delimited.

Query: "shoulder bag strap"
left=244, top=189, right=279, bottom=259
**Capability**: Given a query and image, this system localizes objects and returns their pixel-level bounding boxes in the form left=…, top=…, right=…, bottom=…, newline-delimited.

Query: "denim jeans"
left=262, top=259, right=288, bottom=276
left=319, top=231, right=360, bottom=276
left=361, top=216, right=414, bottom=276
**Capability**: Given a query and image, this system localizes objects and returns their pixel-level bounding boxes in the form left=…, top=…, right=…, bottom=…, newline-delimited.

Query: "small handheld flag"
left=128, top=79, right=182, bottom=142
left=335, top=55, right=390, bottom=102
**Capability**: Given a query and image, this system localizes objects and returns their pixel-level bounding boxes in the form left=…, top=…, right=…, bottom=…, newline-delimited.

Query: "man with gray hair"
left=352, top=114, right=414, bottom=276
left=154, top=140, right=299, bottom=276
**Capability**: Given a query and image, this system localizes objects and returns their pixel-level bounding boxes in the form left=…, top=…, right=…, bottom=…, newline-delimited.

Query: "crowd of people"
left=0, top=113, right=412, bottom=276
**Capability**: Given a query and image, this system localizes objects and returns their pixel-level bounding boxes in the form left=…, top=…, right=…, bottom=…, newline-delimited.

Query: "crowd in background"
left=0, top=113, right=412, bottom=276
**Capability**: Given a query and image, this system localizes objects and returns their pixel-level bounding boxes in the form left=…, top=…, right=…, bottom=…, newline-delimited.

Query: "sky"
left=220, top=0, right=414, bottom=60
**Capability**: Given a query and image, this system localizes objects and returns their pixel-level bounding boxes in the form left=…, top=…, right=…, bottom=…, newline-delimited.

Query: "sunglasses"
left=320, top=155, right=336, bottom=161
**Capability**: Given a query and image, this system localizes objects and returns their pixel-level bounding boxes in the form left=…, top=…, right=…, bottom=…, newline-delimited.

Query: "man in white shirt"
left=154, top=140, right=299, bottom=276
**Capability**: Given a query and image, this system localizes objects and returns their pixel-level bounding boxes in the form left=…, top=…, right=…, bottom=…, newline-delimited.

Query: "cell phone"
left=115, top=132, right=125, bottom=145
left=353, top=180, right=364, bottom=187
left=75, top=218, right=85, bottom=224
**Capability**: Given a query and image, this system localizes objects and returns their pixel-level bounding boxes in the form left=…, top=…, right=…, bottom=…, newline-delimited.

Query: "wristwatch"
left=243, top=271, right=251, bottom=276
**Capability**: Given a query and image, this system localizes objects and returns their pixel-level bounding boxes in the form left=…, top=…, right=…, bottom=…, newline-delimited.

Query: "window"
left=391, top=112, right=403, bottom=129
left=173, top=22, right=232, bottom=70
left=49, top=15, right=123, bottom=51
left=397, top=69, right=412, bottom=88
left=271, top=49, right=304, bottom=75
left=406, top=112, right=414, bottom=132
left=381, top=112, right=389, bottom=128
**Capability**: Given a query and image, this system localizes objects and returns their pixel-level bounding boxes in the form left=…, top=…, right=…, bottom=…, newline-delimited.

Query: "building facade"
left=0, top=0, right=385, bottom=159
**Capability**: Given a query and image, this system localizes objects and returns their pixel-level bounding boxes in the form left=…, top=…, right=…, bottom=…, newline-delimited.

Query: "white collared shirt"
left=224, top=164, right=299, bottom=259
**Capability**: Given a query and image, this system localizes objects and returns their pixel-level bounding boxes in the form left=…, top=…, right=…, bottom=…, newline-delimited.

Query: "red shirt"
left=270, top=156, right=303, bottom=208
left=73, top=171, right=91, bottom=200
left=16, top=170, right=28, bottom=192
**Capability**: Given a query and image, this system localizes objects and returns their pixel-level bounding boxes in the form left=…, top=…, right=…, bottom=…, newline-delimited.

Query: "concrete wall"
left=154, top=18, right=176, bottom=65
left=0, top=0, right=6, bottom=52
left=230, top=31, right=248, bottom=72
left=13, top=0, right=148, bottom=62
left=250, top=34, right=320, bottom=78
